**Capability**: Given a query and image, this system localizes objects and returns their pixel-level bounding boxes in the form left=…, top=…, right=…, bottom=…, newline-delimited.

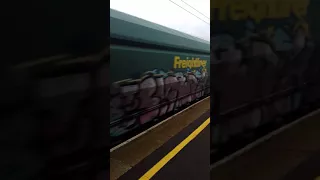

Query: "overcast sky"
left=110, top=0, right=210, bottom=41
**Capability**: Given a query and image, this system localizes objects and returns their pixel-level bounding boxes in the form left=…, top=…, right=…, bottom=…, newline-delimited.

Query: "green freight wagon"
left=210, top=0, right=320, bottom=147
left=110, top=9, right=210, bottom=141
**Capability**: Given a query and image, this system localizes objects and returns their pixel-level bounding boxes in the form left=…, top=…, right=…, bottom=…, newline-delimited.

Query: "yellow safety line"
left=139, top=118, right=210, bottom=180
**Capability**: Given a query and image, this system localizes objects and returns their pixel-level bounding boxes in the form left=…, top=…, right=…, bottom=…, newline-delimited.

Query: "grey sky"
left=110, top=0, right=210, bottom=41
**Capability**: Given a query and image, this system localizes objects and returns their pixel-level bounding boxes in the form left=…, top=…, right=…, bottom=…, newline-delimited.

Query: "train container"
left=110, top=9, right=210, bottom=141
left=210, top=0, right=320, bottom=147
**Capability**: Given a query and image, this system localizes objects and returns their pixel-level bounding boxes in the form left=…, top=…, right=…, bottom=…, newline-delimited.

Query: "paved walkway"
left=110, top=98, right=210, bottom=180
left=119, top=111, right=210, bottom=180
left=282, top=151, right=320, bottom=180
left=211, top=109, right=320, bottom=180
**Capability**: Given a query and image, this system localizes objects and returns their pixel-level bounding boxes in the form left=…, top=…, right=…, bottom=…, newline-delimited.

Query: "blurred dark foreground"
left=1, top=0, right=109, bottom=179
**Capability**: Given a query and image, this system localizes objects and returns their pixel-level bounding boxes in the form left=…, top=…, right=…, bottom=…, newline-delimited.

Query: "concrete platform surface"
left=110, top=97, right=210, bottom=180
left=211, top=109, right=320, bottom=180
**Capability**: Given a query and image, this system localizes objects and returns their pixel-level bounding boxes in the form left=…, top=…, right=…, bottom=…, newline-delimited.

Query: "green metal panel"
left=110, top=9, right=210, bottom=53
left=110, top=10, right=210, bottom=138
left=110, top=44, right=210, bottom=136
left=110, top=45, right=210, bottom=83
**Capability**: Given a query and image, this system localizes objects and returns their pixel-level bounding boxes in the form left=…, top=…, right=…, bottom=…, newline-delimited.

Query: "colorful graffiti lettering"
left=110, top=68, right=210, bottom=137
left=211, top=13, right=315, bottom=144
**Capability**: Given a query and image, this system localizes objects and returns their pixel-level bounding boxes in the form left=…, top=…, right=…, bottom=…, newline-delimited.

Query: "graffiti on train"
left=210, top=3, right=315, bottom=137
left=212, top=19, right=312, bottom=62
left=110, top=65, right=210, bottom=137
left=212, top=17, right=314, bottom=105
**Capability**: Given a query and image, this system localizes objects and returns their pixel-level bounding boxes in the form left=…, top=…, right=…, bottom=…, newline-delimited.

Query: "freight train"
left=110, top=1, right=320, bottom=155
left=210, top=0, right=320, bottom=151
left=110, top=9, right=210, bottom=145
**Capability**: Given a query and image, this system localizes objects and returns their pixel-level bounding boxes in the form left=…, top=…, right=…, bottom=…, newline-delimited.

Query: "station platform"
left=211, top=109, right=320, bottom=180
left=110, top=97, right=320, bottom=180
left=110, top=97, right=210, bottom=180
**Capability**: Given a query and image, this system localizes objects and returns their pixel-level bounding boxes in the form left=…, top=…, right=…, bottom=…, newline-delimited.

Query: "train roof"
left=110, top=9, right=210, bottom=54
